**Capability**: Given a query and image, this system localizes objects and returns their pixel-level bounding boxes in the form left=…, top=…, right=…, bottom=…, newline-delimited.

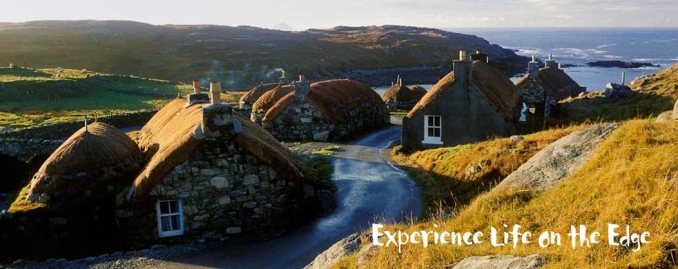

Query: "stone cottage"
left=116, top=82, right=313, bottom=247
left=250, top=84, right=295, bottom=124
left=515, top=54, right=585, bottom=119
left=381, top=77, right=427, bottom=111
left=401, top=50, right=522, bottom=151
left=239, top=78, right=293, bottom=110
left=257, top=76, right=389, bottom=141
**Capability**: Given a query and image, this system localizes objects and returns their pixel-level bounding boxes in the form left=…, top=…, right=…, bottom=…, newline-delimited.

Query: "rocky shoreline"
left=587, top=60, right=660, bottom=68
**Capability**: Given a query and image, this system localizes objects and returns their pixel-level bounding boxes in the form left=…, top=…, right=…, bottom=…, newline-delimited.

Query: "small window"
left=156, top=200, right=184, bottom=237
left=422, top=115, right=442, bottom=144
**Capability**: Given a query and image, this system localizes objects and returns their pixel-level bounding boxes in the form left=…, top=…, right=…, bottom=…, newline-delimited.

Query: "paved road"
left=163, top=125, right=422, bottom=268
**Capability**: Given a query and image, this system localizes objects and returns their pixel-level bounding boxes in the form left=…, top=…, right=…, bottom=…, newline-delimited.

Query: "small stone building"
left=401, top=51, right=521, bottom=151
left=381, top=78, right=427, bottom=111
left=515, top=54, right=585, bottom=119
left=239, top=81, right=291, bottom=110
left=116, top=82, right=311, bottom=247
left=258, top=77, right=390, bottom=141
left=250, top=84, right=294, bottom=124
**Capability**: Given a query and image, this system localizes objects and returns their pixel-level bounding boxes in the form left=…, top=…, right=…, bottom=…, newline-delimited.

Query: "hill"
left=0, top=21, right=528, bottom=88
left=0, top=66, right=242, bottom=128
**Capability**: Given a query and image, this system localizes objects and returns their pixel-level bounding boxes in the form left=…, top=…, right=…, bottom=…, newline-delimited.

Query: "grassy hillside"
left=0, top=21, right=527, bottom=88
left=338, top=120, right=678, bottom=268
left=555, top=63, right=678, bottom=124
left=0, top=67, right=244, bottom=128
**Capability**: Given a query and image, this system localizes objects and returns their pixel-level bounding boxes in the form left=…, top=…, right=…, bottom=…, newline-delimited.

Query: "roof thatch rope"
left=132, top=98, right=301, bottom=202
left=263, top=79, right=382, bottom=123
left=28, top=122, right=143, bottom=203
left=408, top=60, right=521, bottom=121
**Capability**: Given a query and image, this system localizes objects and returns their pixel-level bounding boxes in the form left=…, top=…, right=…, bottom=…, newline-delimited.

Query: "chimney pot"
left=459, top=50, right=467, bottom=61
left=548, top=53, right=553, bottom=61
left=192, top=80, right=201, bottom=94
left=299, top=74, right=305, bottom=82
left=210, top=82, right=222, bottom=105
left=531, top=55, right=537, bottom=62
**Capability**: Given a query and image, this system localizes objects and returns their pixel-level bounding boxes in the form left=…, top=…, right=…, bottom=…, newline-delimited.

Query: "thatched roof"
left=515, top=67, right=584, bottom=101
left=408, top=60, right=521, bottom=121
left=410, top=85, right=428, bottom=96
left=28, top=122, right=143, bottom=201
left=263, top=79, right=382, bottom=123
left=239, top=82, right=283, bottom=106
left=251, top=84, right=294, bottom=112
left=132, top=98, right=301, bottom=202
left=381, top=84, right=426, bottom=102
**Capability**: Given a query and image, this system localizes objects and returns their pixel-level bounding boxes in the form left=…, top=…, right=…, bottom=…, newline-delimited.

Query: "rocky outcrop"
left=496, top=123, right=620, bottom=191
left=604, top=82, right=634, bottom=99
left=451, top=255, right=547, bottom=269
left=656, top=99, right=678, bottom=122
left=304, top=232, right=367, bottom=269
left=587, top=60, right=659, bottom=69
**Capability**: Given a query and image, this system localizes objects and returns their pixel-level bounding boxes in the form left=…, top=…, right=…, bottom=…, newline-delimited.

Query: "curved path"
left=163, top=125, right=422, bottom=268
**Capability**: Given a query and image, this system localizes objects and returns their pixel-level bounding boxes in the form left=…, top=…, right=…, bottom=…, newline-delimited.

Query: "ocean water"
left=448, top=28, right=678, bottom=91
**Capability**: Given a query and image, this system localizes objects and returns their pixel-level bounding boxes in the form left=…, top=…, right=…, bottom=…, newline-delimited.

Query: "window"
left=422, top=115, right=442, bottom=144
left=156, top=200, right=184, bottom=237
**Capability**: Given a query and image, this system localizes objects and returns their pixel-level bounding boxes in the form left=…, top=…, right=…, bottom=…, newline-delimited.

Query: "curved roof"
left=239, top=82, right=284, bottom=106
left=251, top=84, right=294, bottom=112
left=132, top=99, right=301, bottom=202
left=28, top=122, right=143, bottom=202
left=381, top=84, right=426, bottom=102
left=515, top=67, right=584, bottom=101
left=263, top=79, right=383, bottom=123
left=408, top=60, right=521, bottom=121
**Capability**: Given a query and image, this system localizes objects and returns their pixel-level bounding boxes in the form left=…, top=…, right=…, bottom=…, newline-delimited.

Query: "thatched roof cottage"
left=250, top=84, right=294, bottom=124
left=401, top=50, right=521, bottom=151
left=257, top=76, right=390, bottom=141
left=27, top=122, right=143, bottom=204
left=117, top=82, right=311, bottom=246
left=515, top=54, right=585, bottom=119
left=381, top=77, right=427, bottom=111
left=239, top=82, right=290, bottom=110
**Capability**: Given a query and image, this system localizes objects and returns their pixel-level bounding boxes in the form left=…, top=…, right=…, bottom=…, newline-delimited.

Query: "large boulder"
left=496, top=123, right=619, bottom=191
left=452, top=255, right=547, bottom=269
left=656, top=99, right=678, bottom=122
left=604, top=82, right=634, bottom=99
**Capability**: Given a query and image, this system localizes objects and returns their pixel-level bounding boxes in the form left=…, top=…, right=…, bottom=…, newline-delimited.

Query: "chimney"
left=294, top=75, right=311, bottom=103
left=621, top=72, right=626, bottom=85
left=528, top=54, right=540, bottom=79
left=279, top=70, right=291, bottom=84
left=545, top=53, right=558, bottom=69
left=186, top=79, right=209, bottom=106
left=192, top=80, right=201, bottom=94
left=470, top=49, right=489, bottom=63
left=453, top=49, right=472, bottom=84
left=210, top=82, right=222, bottom=105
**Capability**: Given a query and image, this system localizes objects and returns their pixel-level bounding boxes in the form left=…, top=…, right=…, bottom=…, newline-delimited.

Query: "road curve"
left=163, top=125, right=422, bottom=269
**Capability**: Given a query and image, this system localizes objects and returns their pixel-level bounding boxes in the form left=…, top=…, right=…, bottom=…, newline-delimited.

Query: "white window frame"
left=422, top=115, right=443, bottom=145
left=156, top=200, right=184, bottom=237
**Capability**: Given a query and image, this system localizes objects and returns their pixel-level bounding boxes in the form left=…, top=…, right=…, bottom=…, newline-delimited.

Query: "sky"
left=3, top=0, right=677, bottom=30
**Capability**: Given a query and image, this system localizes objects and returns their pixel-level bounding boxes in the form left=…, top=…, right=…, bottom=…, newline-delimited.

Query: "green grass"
left=0, top=67, right=245, bottom=128
left=312, top=145, right=342, bottom=156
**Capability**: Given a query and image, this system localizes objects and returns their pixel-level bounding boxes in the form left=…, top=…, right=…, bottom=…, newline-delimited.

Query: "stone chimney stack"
left=545, top=53, right=558, bottom=69
left=294, top=75, right=311, bottom=103
left=453, top=49, right=472, bottom=84
left=186, top=79, right=209, bottom=106
left=210, top=82, right=222, bottom=105
left=470, top=49, right=489, bottom=63
left=192, top=80, right=201, bottom=94
left=279, top=70, right=291, bottom=84
left=528, top=54, right=540, bottom=79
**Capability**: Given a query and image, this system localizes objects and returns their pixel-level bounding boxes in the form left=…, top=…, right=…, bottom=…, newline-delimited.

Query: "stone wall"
left=0, top=138, right=63, bottom=161
left=0, top=111, right=156, bottom=140
left=262, top=101, right=389, bottom=142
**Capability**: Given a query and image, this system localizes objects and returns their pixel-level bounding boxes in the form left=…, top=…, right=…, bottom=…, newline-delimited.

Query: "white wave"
left=603, top=55, right=622, bottom=59
left=597, top=44, right=617, bottom=49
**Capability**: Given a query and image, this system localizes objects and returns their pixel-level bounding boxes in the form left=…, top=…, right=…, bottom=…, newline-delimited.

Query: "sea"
left=376, top=28, right=678, bottom=93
